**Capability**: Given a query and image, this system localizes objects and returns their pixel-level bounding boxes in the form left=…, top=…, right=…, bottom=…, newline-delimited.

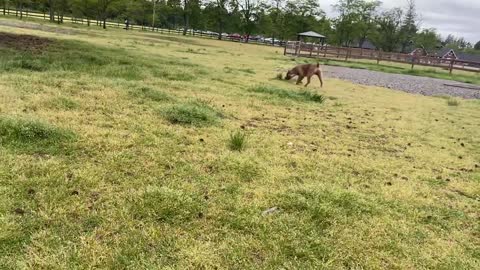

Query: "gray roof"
left=434, top=48, right=480, bottom=62
left=435, top=48, right=456, bottom=58
left=353, top=39, right=376, bottom=50
left=297, top=31, right=326, bottom=38
left=457, top=52, right=480, bottom=63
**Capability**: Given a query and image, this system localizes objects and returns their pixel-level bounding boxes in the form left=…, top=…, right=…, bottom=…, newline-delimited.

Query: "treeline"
left=2, top=0, right=479, bottom=53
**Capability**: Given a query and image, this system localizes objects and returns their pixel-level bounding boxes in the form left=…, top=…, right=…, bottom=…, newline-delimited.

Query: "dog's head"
left=284, top=70, right=294, bottom=80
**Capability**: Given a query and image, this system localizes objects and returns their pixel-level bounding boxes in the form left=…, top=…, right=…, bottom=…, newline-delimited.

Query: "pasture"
left=0, top=18, right=479, bottom=269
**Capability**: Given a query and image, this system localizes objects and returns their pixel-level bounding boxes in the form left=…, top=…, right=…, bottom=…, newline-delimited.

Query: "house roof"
left=457, top=52, right=480, bottom=63
left=353, top=39, right=376, bottom=50
left=436, top=48, right=457, bottom=58
left=434, top=48, right=480, bottom=62
left=297, top=31, right=326, bottom=38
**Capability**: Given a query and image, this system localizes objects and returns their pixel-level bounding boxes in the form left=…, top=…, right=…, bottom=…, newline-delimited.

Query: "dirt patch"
left=0, top=19, right=79, bottom=34
left=0, top=32, right=52, bottom=52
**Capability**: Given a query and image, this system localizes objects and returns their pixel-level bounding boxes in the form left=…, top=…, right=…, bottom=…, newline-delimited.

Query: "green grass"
left=249, top=85, right=325, bottom=103
left=46, top=96, right=80, bottom=110
left=162, top=101, right=222, bottom=126
left=0, top=116, right=76, bottom=154
left=129, top=86, right=172, bottom=102
left=0, top=17, right=479, bottom=269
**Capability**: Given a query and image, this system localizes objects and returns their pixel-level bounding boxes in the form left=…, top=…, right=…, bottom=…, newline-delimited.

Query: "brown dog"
left=285, top=63, right=323, bottom=87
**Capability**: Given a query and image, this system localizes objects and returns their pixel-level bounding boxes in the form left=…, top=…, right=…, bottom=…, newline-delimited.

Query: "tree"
left=414, top=28, right=440, bottom=53
left=2, top=0, right=7, bottom=15
left=443, top=35, right=472, bottom=50
left=269, top=0, right=283, bottom=44
left=475, top=41, right=480, bottom=50
left=372, top=8, right=403, bottom=52
left=235, top=0, right=260, bottom=42
left=207, top=0, right=229, bottom=39
left=71, top=0, right=95, bottom=25
left=282, top=0, right=324, bottom=41
left=333, top=0, right=379, bottom=47
left=399, top=0, right=418, bottom=52
left=356, top=0, right=380, bottom=48
left=97, top=0, right=117, bottom=28
left=180, top=0, right=203, bottom=35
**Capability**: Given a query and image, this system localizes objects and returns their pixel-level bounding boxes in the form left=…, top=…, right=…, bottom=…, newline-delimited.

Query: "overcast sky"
left=321, top=0, right=479, bottom=43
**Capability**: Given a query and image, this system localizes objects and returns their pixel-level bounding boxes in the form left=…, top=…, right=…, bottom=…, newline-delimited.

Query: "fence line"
left=284, top=41, right=480, bottom=74
left=0, top=9, right=285, bottom=47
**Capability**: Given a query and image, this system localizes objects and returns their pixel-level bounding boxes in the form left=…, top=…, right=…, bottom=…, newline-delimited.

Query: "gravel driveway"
left=324, top=65, right=480, bottom=99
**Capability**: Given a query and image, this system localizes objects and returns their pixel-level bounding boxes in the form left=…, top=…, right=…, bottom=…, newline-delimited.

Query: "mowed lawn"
left=0, top=18, right=479, bottom=269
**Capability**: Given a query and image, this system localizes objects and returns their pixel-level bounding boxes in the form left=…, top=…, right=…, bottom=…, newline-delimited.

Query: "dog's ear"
left=316, top=62, right=320, bottom=67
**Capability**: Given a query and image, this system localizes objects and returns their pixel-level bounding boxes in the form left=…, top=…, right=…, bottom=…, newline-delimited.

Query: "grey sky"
left=321, top=0, right=479, bottom=43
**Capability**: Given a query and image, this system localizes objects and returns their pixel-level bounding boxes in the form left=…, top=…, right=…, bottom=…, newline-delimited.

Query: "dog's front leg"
left=296, top=76, right=304, bottom=85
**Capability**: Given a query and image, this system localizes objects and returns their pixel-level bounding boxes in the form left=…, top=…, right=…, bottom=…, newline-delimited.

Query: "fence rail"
left=0, top=9, right=285, bottom=47
left=284, top=41, right=480, bottom=74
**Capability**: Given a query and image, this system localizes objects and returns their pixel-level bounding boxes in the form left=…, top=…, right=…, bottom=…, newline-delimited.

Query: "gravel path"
left=324, top=65, right=480, bottom=99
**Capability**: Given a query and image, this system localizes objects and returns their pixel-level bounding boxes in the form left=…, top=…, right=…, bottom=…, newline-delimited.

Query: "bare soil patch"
left=0, top=32, right=52, bottom=52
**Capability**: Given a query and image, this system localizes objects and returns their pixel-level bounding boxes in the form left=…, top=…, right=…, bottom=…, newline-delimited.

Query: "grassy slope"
left=0, top=18, right=479, bottom=269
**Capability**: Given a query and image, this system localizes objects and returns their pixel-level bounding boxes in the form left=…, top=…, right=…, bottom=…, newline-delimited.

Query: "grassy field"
left=1, top=17, right=480, bottom=269
left=315, top=58, right=480, bottom=85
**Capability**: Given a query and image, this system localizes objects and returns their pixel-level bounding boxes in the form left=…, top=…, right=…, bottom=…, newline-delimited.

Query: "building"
left=432, top=48, right=480, bottom=62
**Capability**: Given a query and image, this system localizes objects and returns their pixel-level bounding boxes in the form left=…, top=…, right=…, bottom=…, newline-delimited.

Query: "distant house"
left=457, top=52, right=480, bottom=63
left=352, top=39, right=377, bottom=50
left=410, top=47, right=428, bottom=56
left=432, top=48, right=480, bottom=67
left=433, top=48, right=458, bottom=59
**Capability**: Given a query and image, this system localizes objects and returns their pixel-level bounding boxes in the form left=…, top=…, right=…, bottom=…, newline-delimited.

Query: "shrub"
left=229, top=130, right=248, bottom=151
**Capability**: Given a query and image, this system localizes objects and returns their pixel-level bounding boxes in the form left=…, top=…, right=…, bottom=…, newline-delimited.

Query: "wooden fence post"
left=284, top=42, right=287, bottom=55
left=449, top=59, right=454, bottom=75
left=377, top=51, right=381, bottom=64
